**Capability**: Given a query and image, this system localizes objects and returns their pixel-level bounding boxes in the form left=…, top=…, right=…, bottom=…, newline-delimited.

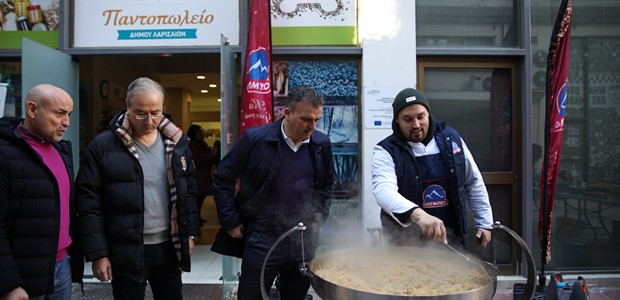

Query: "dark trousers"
left=196, top=194, right=206, bottom=218
left=237, top=230, right=311, bottom=300
left=111, top=240, right=182, bottom=300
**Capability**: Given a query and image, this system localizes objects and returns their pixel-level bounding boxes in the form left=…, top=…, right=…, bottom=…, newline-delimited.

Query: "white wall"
left=359, top=0, right=417, bottom=242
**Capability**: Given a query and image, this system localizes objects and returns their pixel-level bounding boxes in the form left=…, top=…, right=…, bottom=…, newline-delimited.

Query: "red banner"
left=539, top=0, right=572, bottom=265
left=238, top=0, right=273, bottom=136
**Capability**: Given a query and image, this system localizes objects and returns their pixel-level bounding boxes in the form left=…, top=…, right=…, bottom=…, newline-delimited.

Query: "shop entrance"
left=77, top=53, right=226, bottom=244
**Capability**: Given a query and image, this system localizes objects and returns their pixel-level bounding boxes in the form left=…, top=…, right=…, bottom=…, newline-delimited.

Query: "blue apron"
left=417, top=152, right=457, bottom=231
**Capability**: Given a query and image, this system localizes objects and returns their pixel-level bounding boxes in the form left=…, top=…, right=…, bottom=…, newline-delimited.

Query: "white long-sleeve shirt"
left=371, top=137, right=494, bottom=229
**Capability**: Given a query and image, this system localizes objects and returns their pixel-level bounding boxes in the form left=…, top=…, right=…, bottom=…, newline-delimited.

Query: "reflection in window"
left=424, top=68, right=512, bottom=172
left=416, top=0, right=517, bottom=48
left=531, top=1, right=620, bottom=271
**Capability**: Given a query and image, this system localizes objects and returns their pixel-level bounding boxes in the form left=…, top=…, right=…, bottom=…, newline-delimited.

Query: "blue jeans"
left=30, top=256, right=72, bottom=300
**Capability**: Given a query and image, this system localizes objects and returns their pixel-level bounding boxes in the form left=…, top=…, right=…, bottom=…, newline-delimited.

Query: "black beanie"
left=392, top=88, right=430, bottom=117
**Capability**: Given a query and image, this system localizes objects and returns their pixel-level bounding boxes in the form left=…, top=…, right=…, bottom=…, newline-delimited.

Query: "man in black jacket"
left=75, top=77, right=201, bottom=300
left=212, top=86, right=335, bottom=300
left=0, top=84, right=83, bottom=299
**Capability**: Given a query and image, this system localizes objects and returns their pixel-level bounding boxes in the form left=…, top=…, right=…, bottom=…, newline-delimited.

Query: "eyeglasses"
left=134, top=112, right=163, bottom=120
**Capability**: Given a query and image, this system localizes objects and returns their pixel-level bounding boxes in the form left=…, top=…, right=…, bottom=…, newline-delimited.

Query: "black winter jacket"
left=0, top=117, right=83, bottom=296
left=75, top=111, right=200, bottom=280
left=211, top=118, right=335, bottom=258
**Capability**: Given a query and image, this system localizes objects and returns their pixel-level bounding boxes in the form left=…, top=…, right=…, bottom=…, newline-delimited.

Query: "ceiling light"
left=217, top=98, right=221, bottom=102
left=196, top=75, right=206, bottom=80
left=201, top=90, right=209, bottom=93
left=209, top=84, right=217, bottom=88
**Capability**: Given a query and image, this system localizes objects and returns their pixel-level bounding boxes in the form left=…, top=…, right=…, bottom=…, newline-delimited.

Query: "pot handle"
left=260, top=223, right=307, bottom=300
left=493, top=221, right=537, bottom=300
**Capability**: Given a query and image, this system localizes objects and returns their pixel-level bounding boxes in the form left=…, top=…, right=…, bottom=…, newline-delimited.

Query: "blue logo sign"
left=422, top=185, right=448, bottom=208
left=247, top=48, right=269, bottom=81
left=556, top=81, right=567, bottom=117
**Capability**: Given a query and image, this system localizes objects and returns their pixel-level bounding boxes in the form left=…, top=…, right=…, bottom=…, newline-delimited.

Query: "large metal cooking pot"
left=259, top=222, right=536, bottom=300
left=305, top=246, right=498, bottom=300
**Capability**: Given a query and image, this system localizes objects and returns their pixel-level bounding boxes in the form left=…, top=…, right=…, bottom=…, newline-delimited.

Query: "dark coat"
left=75, top=111, right=200, bottom=280
left=188, top=139, right=214, bottom=197
left=0, top=117, right=83, bottom=296
left=211, top=118, right=335, bottom=257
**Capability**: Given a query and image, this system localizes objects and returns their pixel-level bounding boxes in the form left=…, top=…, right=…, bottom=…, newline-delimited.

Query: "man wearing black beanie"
left=372, top=87, right=494, bottom=250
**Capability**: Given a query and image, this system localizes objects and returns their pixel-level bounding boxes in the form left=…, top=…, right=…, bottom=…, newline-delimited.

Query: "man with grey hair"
left=0, top=84, right=83, bottom=299
left=76, top=77, right=200, bottom=300
left=212, top=85, right=335, bottom=300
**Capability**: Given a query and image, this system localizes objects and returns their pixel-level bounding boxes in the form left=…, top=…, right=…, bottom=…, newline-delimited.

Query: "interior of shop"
left=78, top=54, right=228, bottom=244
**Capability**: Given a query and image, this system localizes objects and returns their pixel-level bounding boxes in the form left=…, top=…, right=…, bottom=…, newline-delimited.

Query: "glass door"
left=22, top=38, right=79, bottom=168
left=220, top=34, right=241, bottom=300
left=418, top=58, right=520, bottom=273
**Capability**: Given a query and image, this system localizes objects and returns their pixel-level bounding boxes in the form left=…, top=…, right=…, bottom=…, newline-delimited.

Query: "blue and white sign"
left=73, top=0, right=239, bottom=48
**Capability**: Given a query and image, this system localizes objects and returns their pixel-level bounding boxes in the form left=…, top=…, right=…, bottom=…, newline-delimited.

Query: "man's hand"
left=93, top=257, right=113, bottom=282
left=411, top=208, right=447, bottom=244
left=189, top=237, right=196, bottom=256
left=1, top=287, right=28, bottom=300
left=476, top=228, right=492, bottom=249
left=227, top=224, right=244, bottom=239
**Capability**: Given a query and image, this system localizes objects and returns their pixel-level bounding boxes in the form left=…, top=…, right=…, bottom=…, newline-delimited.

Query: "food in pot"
left=311, top=247, right=492, bottom=296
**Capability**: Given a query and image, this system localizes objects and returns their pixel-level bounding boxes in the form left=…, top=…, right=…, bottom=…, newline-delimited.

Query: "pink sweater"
left=19, top=125, right=71, bottom=262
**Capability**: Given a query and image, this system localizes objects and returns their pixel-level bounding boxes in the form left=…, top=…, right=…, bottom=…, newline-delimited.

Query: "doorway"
left=417, top=58, right=521, bottom=273
left=78, top=54, right=225, bottom=244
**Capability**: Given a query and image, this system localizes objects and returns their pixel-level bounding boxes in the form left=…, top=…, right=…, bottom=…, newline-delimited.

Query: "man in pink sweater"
left=0, top=84, right=83, bottom=300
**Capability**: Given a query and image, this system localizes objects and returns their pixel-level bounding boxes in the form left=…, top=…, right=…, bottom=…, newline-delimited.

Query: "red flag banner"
left=539, top=0, right=572, bottom=265
left=239, top=0, right=273, bottom=136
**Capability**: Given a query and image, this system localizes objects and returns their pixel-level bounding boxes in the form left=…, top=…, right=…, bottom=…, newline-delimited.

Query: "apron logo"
left=422, top=185, right=448, bottom=208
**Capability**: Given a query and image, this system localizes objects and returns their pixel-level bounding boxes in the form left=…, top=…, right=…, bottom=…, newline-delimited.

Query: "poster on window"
left=270, top=0, right=357, bottom=46
left=0, top=0, right=60, bottom=49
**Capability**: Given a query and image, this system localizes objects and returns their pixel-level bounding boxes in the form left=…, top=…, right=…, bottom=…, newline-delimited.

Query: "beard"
left=407, top=129, right=426, bottom=143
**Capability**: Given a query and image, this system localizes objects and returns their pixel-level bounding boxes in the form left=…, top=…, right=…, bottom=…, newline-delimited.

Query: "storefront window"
left=531, top=2, right=620, bottom=271
left=416, top=0, right=518, bottom=48
left=0, top=62, right=22, bottom=117
left=423, top=67, right=512, bottom=172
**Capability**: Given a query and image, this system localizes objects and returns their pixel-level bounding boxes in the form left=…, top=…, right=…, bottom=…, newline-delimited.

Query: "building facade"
left=1, top=0, right=619, bottom=294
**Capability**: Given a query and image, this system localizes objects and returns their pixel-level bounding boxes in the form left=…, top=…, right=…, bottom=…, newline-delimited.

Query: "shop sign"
left=73, top=0, right=239, bottom=48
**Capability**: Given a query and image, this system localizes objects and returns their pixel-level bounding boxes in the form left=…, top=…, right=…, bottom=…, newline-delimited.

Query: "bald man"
left=0, top=84, right=83, bottom=300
